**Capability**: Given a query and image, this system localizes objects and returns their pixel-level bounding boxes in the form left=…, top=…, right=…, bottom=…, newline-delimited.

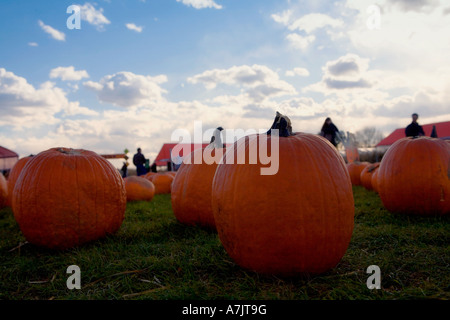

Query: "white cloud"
left=187, top=64, right=297, bottom=102
left=28, top=42, right=38, bottom=47
left=83, top=71, right=168, bottom=108
left=176, top=0, right=222, bottom=10
left=125, top=23, right=143, bottom=33
left=0, top=68, right=97, bottom=129
left=271, top=10, right=293, bottom=26
left=285, top=67, right=310, bottom=77
left=49, top=66, right=90, bottom=81
left=38, top=20, right=65, bottom=41
left=79, top=2, right=110, bottom=30
left=288, top=13, right=344, bottom=34
left=286, top=33, right=315, bottom=50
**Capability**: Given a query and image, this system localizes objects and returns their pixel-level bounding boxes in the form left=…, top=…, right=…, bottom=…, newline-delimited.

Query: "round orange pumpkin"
left=7, top=155, right=34, bottom=206
left=12, top=147, right=127, bottom=249
left=211, top=113, right=354, bottom=275
left=360, top=162, right=380, bottom=191
left=346, top=161, right=370, bottom=186
left=152, top=173, right=174, bottom=194
left=166, top=171, right=177, bottom=178
left=171, top=128, right=225, bottom=229
left=0, top=173, right=7, bottom=209
left=144, top=172, right=157, bottom=181
left=124, top=176, right=155, bottom=202
left=378, top=137, right=450, bottom=216
left=371, top=169, right=380, bottom=193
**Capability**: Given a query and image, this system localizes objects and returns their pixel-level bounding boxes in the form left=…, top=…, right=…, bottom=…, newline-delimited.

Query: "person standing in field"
left=405, top=113, right=425, bottom=137
left=133, top=148, right=147, bottom=176
left=320, top=117, right=340, bottom=147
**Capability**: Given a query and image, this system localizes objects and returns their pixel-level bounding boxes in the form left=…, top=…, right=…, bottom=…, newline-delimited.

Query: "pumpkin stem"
left=209, top=127, right=225, bottom=148
left=267, top=112, right=293, bottom=137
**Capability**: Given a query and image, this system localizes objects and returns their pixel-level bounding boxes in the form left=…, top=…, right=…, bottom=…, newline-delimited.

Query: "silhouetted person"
left=405, top=113, right=425, bottom=137
left=320, top=117, right=340, bottom=147
left=430, top=125, right=438, bottom=138
left=151, top=162, right=157, bottom=173
left=120, top=162, right=128, bottom=178
left=133, top=148, right=147, bottom=176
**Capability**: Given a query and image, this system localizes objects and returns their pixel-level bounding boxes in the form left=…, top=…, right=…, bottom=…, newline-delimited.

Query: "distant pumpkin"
left=371, top=169, right=380, bottom=193
left=7, top=155, right=34, bottom=206
left=360, top=163, right=380, bottom=191
left=152, top=173, right=174, bottom=194
left=124, top=176, right=155, bottom=202
left=378, top=137, right=450, bottom=216
left=346, top=161, right=370, bottom=186
left=12, top=147, right=127, bottom=249
left=0, top=173, right=7, bottom=209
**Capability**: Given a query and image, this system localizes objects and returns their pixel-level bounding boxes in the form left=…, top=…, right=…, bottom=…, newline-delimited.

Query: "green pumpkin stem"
left=267, top=112, right=293, bottom=137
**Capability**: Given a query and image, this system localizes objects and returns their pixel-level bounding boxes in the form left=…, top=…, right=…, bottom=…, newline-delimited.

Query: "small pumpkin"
left=212, top=113, right=354, bottom=275
left=144, top=172, right=157, bottom=181
left=152, top=173, right=174, bottom=194
left=124, top=176, right=155, bottom=202
left=12, top=147, right=126, bottom=249
left=360, top=162, right=380, bottom=191
left=371, top=169, right=380, bottom=193
left=171, top=127, right=225, bottom=229
left=0, top=173, right=7, bottom=209
left=7, top=155, right=34, bottom=206
left=378, top=137, right=450, bottom=216
left=346, top=161, right=370, bottom=186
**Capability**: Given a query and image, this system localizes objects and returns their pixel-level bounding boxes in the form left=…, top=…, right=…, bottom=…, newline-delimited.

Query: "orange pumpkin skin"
left=171, top=147, right=225, bottom=229
left=152, top=173, right=174, bottom=194
left=371, top=169, right=379, bottom=193
left=124, top=176, right=155, bottom=202
left=378, top=137, right=450, bottom=216
left=346, top=162, right=370, bottom=186
left=360, top=163, right=380, bottom=191
left=7, top=156, right=33, bottom=206
left=12, top=148, right=126, bottom=250
left=144, top=172, right=157, bottom=181
left=212, top=132, right=354, bottom=275
left=0, top=173, right=7, bottom=209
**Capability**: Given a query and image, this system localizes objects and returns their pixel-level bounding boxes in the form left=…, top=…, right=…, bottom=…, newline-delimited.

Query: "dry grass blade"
left=83, top=268, right=149, bottom=288
left=9, top=241, right=29, bottom=252
left=122, top=286, right=168, bottom=299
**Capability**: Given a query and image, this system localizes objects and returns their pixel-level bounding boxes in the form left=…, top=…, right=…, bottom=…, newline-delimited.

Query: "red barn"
left=0, top=146, right=19, bottom=172
left=376, top=121, right=450, bottom=147
left=153, top=143, right=211, bottom=166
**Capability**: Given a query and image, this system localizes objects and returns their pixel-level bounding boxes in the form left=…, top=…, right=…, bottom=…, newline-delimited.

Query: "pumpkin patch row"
left=347, top=137, right=450, bottom=216
left=1, top=113, right=448, bottom=277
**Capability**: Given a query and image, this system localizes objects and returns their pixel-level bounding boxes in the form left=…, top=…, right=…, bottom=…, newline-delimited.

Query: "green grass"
left=0, top=187, right=449, bottom=300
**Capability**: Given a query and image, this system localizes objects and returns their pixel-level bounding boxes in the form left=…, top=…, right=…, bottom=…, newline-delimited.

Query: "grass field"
left=0, top=186, right=448, bottom=300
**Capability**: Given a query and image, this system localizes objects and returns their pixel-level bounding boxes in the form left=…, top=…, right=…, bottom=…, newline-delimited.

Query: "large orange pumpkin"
left=12, top=148, right=127, bottom=249
left=346, top=161, right=370, bottom=186
left=378, top=137, right=450, bottom=216
left=360, top=162, right=380, bottom=191
left=211, top=113, right=354, bottom=275
left=124, top=176, right=155, bottom=202
left=171, top=127, right=225, bottom=229
left=152, top=173, right=174, bottom=194
left=7, top=155, right=33, bottom=206
left=0, top=173, right=7, bottom=209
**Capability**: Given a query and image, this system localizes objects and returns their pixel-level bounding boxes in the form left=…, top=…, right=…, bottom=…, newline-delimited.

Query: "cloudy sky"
left=1, top=0, right=449, bottom=163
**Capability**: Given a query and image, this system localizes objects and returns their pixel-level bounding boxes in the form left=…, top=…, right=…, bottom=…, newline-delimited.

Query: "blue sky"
left=1, top=0, right=450, bottom=162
